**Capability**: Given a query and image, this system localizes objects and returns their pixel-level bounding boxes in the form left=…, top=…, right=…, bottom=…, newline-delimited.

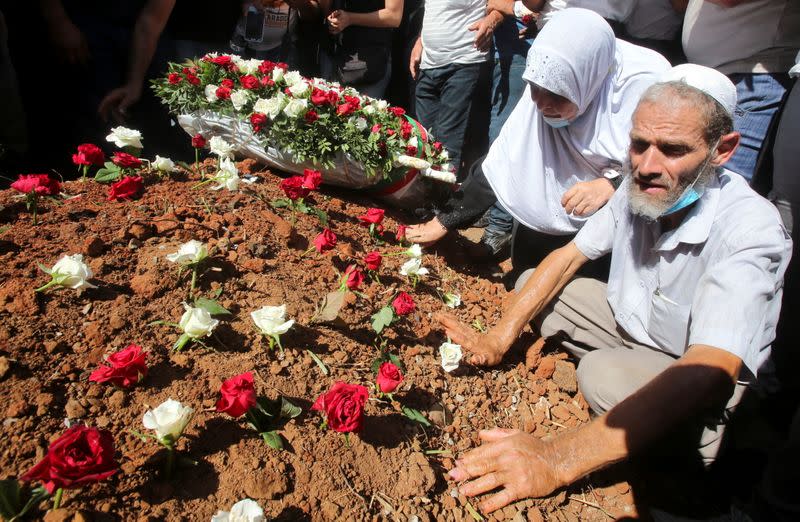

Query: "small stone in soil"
left=65, top=398, right=87, bottom=418
left=0, top=356, right=10, bottom=380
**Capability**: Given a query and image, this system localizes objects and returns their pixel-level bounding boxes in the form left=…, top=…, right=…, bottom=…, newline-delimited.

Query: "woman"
left=406, top=8, right=670, bottom=278
left=319, top=0, right=403, bottom=99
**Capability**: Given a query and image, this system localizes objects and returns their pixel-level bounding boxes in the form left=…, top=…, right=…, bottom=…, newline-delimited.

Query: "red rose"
left=310, top=88, right=331, bottom=106
left=11, top=174, right=61, bottom=195
left=392, top=291, right=415, bottom=315
left=371, top=124, right=382, bottom=133
left=279, top=176, right=310, bottom=200
left=358, top=208, right=385, bottom=226
left=378, top=141, right=387, bottom=156
left=276, top=62, right=288, bottom=70
left=344, top=264, right=364, bottom=290
left=215, top=372, right=257, bottom=418
left=343, top=95, right=361, bottom=109
left=215, top=86, right=232, bottom=100
left=284, top=87, right=293, bottom=97
left=221, top=78, right=234, bottom=89
left=311, top=382, right=369, bottom=433
left=400, top=121, right=413, bottom=140
left=240, top=75, right=259, bottom=89
left=111, top=152, right=142, bottom=169
left=313, top=228, right=337, bottom=253
left=432, top=141, right=443, bottom=152
left=89, top=344, right=148, bottom=388
left=258, top=60, right=275, bottom=74
left=395, top=224, right=408, bottom=242
left=376, top=362, right=403, bottom=394
left=302, top=169, right=322, bottom=190
left=364, top=251, right=382, bottom=271
left=336, top=102, right=356, bottom=117
left=386, top=129, right=396, bottom=137
left=406, top=145, right=418, bottom=156
left=72, top=143, right=105, bottom=166
left=192, top=133, right=207, bottom=148
left=206, top=54, right=236, bottom=71
left=389, top=107, right=406, bottom=117
left=168, top=72, right=182, bottom=85
left=304, top=110, right=319, bottom=123
left=185, top=73, right=201, bottom=85
left=21, top=426, right=117, bottom=494
left=326, top=90, right=340, bottom=105
left=250, top=113, right=268, bottom=132
left=521, top=14, right=534, bottom=26
left=260, top=77, right=275, bottom=87
left=107, top=176, right=143, bottom=201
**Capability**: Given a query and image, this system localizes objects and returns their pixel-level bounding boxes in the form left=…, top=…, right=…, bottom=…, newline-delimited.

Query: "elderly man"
left=438, top=64, right=792, bottom=513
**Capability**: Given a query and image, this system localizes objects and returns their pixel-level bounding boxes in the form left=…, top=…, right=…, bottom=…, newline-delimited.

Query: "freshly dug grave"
left=0, top=162, right=636, bottom=521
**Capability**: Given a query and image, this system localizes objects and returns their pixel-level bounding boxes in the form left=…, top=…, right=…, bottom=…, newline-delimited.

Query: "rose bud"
left=216, top=372, right=257, bottom=418
left=72, top=143, right=105, bottom=166
left=107, top=175, right=143, bottom=201
left=240, top=74, right=259, bottom=89
left=37, top=253, right=97, bottom=292
left=344, top=265, right=364, bottom=290
left=191, top=133, right=207, bottom=148
left=395, top=224, right=408, bottom=242
left=212, top=499, right=265, bottom=522
left=364, top=251, right=382, bottom=271
left=357, top=208, right=385, bottom=226
left=89, top=344, right=148, bottom=388
left=279, top=176, right=310, bottom=200
left=304, top=110, right=319, bottom=123
left=111, top=152, right=143, bottom=169
left=389, top=107, right=406, bottom=117
left=250, top=113, right=268, bottom=133
left=376, top=362, right=403, bottom=394
left=313, top=228, right=337, bottom=253
left=391, top=292, right=415, bottom=315
left=21, top=425, right=117, bottom=494
left=302, top=169, right=323, bottom=190
left=439, top=341, right=463, bottom=372
left=179, top=304, right=219, bottom=339
left=168, top=72, right=183, bottom=84
left=143, top=398, right=195, bottom=444
left=311, top=382, right=369, bottom=433
left=251, top=304, right=294, bottom=349
left=166, top=240, right=208, bottom=266
left=11, top=174, right=61, bottom=195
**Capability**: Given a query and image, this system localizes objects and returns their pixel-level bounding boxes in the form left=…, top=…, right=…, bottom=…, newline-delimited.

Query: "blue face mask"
left=543, top=115, right=571, bottom=128
left=661, top=138, right=719, bottom=217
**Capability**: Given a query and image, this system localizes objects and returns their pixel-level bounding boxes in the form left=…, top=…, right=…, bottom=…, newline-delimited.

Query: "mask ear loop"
left=661, top=137, right=721, bottom=217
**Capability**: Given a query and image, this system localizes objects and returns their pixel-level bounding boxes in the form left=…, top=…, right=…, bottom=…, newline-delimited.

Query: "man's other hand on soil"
left=448, top=428, right=565, bottom=513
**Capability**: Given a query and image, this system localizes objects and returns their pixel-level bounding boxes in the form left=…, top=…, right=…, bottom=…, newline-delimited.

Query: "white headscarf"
left=483, top=8, right=671, bottom=235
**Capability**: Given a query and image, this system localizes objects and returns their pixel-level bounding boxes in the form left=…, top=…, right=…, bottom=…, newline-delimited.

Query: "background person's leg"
left=434, top=63, right=482, bottom=179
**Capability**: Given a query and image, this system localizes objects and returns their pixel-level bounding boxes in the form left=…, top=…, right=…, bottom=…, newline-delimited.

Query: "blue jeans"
left=728, top=73, right=790, bottom=181
left=415, top=62, right=487, bottom=179
left=487, top=54, right=528, bottom=236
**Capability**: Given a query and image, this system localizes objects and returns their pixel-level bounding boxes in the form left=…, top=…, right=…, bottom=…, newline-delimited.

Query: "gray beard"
left=627, top=159, right=718, bottom=221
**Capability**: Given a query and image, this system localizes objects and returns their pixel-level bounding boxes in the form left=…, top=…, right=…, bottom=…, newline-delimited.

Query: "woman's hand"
left=561, top=178, right=615, bottom=216
left=327, top=9, right=352, bottom=34
left=404, top=216, right=448, bottom=246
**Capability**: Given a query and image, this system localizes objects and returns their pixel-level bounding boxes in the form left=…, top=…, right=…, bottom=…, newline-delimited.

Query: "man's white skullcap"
left=661, top=63, right=737, bottom=117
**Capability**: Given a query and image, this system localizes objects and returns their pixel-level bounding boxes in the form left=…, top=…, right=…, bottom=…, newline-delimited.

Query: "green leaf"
left=261, top=430, right=284, bottom=450
left=36, top=262, right=52, bottom=275
left=173, top=333, right=191, bottom=352
left=0, top=225, right=10, bottom=236
left=0, top=479, right=22, bottom=519
left=465, top=500, right=485, bottom=522
left=401, top=406, right=431, bottom=427
left=279, top=397, right=302, bottom=419
left=94, top=166, right=121, bottom=183
left=294, top=201, right=309, bottom=214
left=310, top=207, right=329, bottom=227
left=194, top=297, right=231, bottom=316
left=306, top=349, right=329, bottom=375
left=211, top=287, right=223, bottom=299
left=270, top=198, right=290, bottom=208
left=370, top=306, right=394, bottom=335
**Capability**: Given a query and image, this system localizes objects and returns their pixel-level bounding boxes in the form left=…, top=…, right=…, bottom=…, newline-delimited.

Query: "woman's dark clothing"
left=436, top=159, right=497, bottom=230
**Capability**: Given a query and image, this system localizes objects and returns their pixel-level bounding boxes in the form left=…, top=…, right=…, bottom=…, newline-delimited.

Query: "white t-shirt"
left=682, top=0, right=800, bottom=74
left=625, top=0, right=681, bottom=41
left=538, top=0, right=635, bottom=29
left=574, top=171, right=792, bottom=378
left=421, top=0, right=489, bottom=69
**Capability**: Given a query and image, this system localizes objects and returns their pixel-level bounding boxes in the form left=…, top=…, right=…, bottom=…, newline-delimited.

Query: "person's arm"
left=98, top=0, right=175, bottom=122
left=469, top=10, right=504, bottom=52
left=327, top=0, right=403, bottom=33
left=449, top=344, right=742, bottom=513
left=436, top=242, right=589, bottom=365
left=522, top=0, right=546, bottom=11
left=409, top=35, right=422, bottom=79
left=40, top=0, right=90, bottom=65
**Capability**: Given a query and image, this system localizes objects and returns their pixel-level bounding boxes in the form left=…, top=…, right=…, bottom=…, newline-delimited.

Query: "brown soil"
left=0, top=162, right=636, bottom=521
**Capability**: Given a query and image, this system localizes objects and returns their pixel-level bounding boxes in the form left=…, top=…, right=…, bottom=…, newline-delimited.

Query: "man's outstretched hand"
left=434, top=312, right=508, bottom=366
left=448, top=428, right=564, bottom=513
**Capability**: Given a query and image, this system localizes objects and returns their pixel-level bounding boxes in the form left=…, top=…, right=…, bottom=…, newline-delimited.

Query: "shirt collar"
left=654, top=173, right=721, bottom=252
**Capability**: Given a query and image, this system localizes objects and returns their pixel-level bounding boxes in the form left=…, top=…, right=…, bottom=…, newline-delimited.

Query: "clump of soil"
left=0, top=163, right=634, bottom=521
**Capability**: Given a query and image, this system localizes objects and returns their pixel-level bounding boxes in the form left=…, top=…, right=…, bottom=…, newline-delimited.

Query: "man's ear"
left=711, top=131, right=740, bottom=167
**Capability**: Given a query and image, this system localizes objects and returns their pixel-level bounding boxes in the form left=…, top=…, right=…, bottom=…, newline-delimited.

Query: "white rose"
left=50, top=254, right=96, bottom=290
left=179, top=304, right=219, bottom=338
left=205, top=84, right=219, bottom=103
left=400, top=257, right=429, bottom=277
left=440, top=149, right=450, bottom=160
left=405, top=244, right=422, bottom=258
left=288, top=80, right=310, bottom=98
left=230, top=89, right=250, bottom=111
left=271, top=67, right=285, bottom=83
left=209, top=136, right=234, bottom=158
left=283, top=70, right=302, bottom=87
left=362, top=105, right=375, bottom=115
left=254, top=95, right=287, bottom=119
left=375, top=100, right=389, bottom=110
left=282, top=98, right=308, bottom=118
left=166, top=240, right=208, bottom=265
left=152, top=155, right=176, bottom=173
left=204, top=52, right=219, bottom=59
left=443, top=292, right=461, bottom=309
left=355, top=117, right=368, bottom=131
left=422, top=168, right=457, bottom=184
left=105, top=126, right=142, bottom=149
left=241, top=58, right=263, bottom=75
left=211, top=157, right=240, bottom=191
left=439, top=342, right=463, bottom=372
left=396, top=155, right=432, bottom=171
left=211, top=499, right=265, bottom=522
left=143, top=399, right=194, bottom=442
left=251, top=304, right=295, bottom=337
